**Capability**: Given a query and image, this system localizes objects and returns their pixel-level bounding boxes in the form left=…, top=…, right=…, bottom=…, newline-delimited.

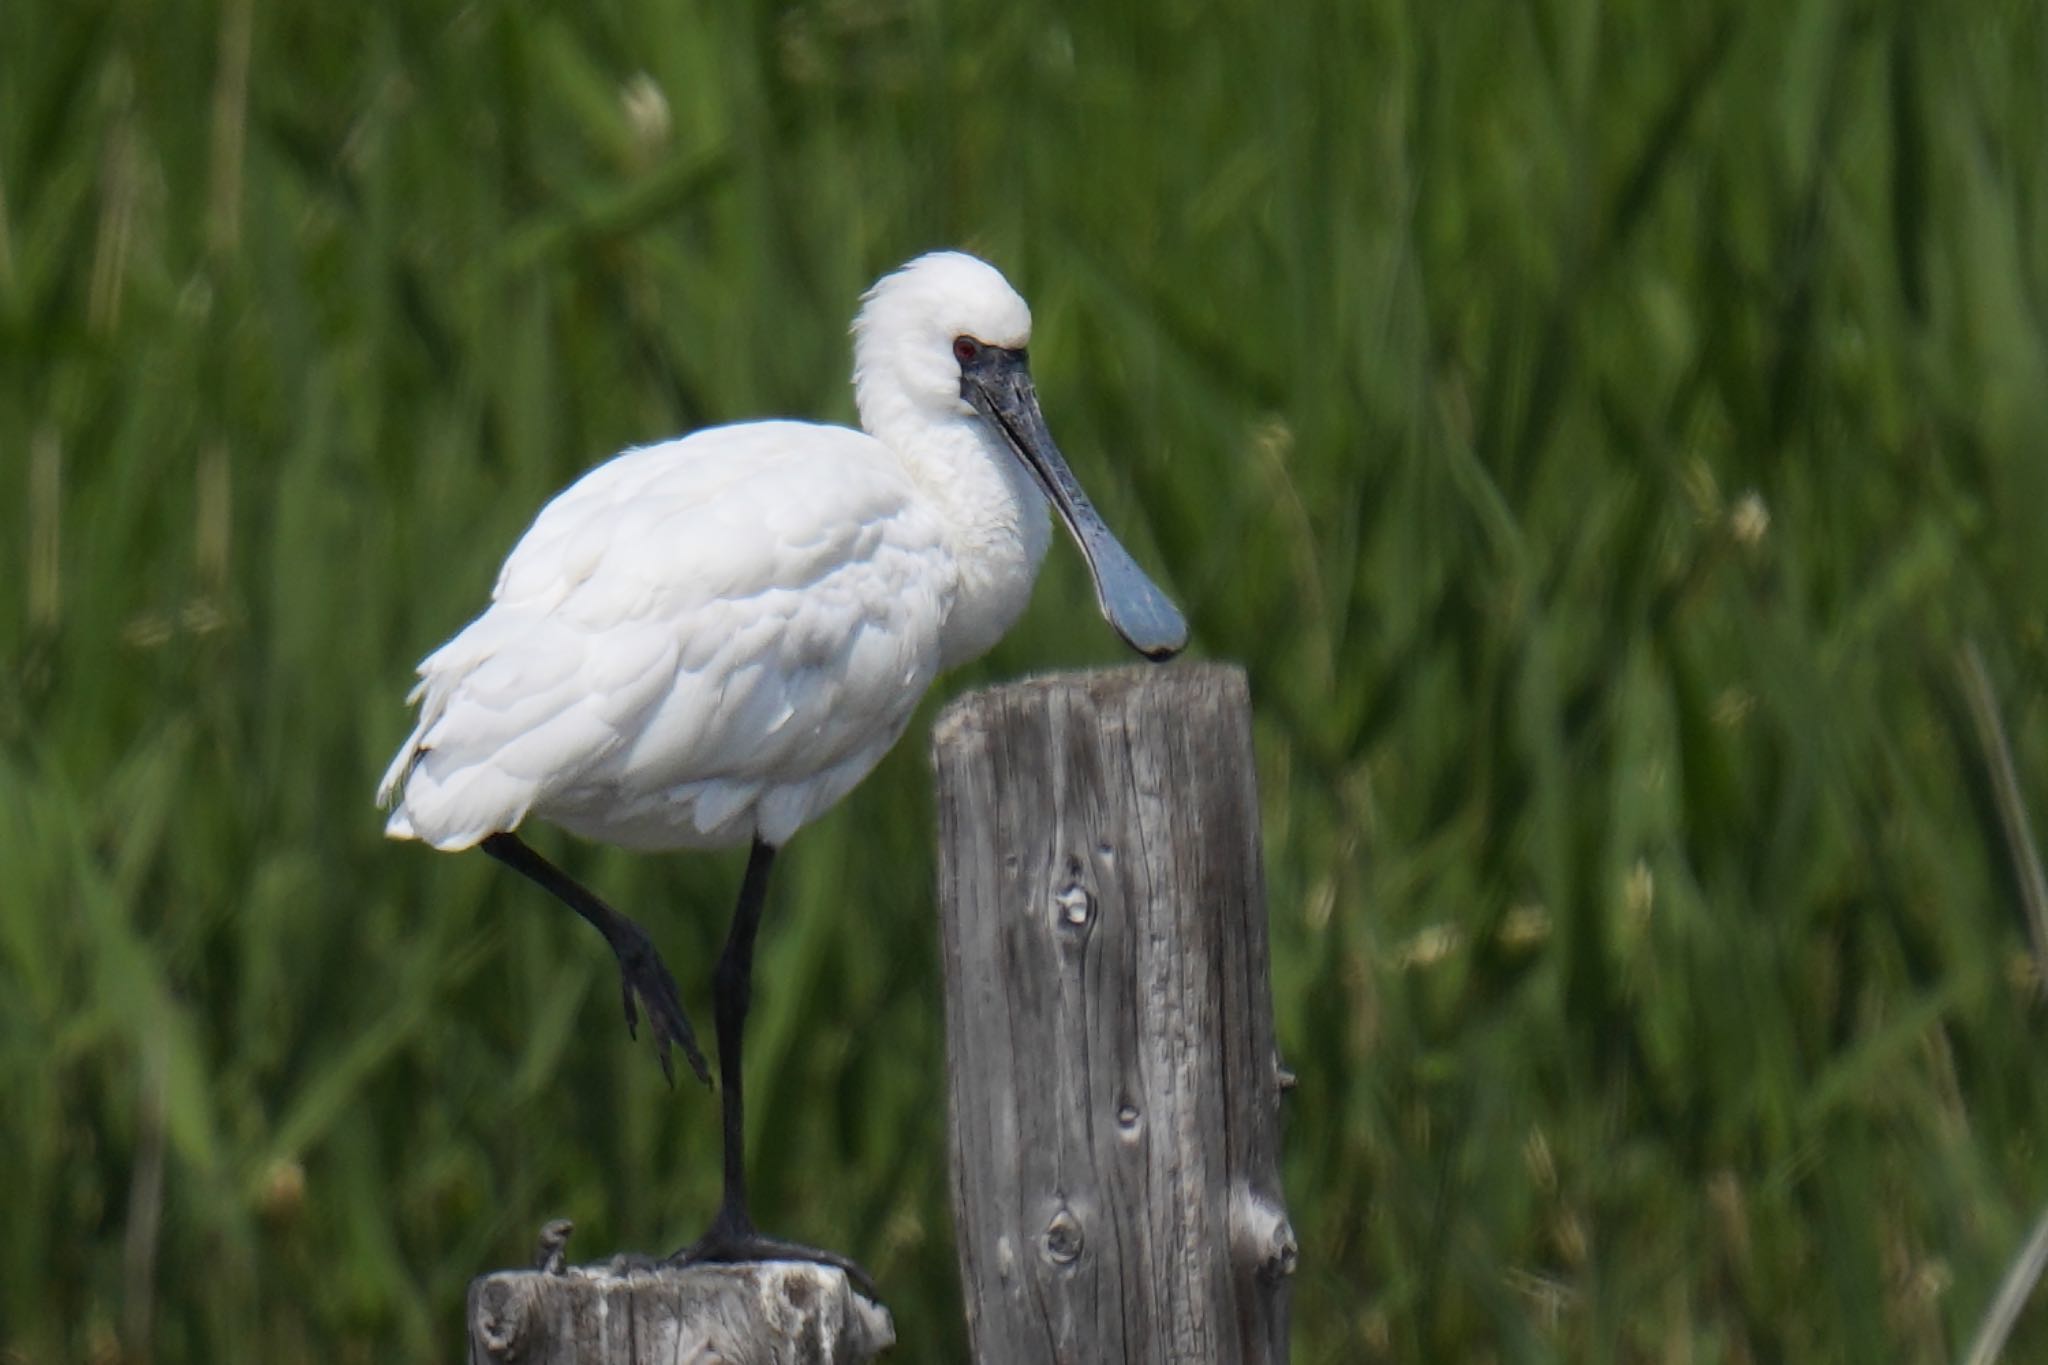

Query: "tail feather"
left=375, top=721, right=429, bottom=812
left=385, top=749, right=536, bottom=851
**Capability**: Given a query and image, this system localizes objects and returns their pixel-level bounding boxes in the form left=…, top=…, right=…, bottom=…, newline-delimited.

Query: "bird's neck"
left=873, top=403, right=1052, bottom=670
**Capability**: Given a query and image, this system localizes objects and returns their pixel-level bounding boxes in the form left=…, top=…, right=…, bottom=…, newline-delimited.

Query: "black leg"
left=669, top=838, right=877, bottom=1296
left=712, top=837, right=776, bottom=1220
left=481, top=832, right=709, bottom=1087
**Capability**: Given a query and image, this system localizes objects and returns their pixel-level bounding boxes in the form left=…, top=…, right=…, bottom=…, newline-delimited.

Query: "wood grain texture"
left=931, top=663, right=1294, bottom=1365
left=466, top=1262, right=894, bottom=1365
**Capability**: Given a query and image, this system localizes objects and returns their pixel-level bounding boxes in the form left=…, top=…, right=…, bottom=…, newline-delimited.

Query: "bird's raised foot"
left=668, top=1215, right=877, bottom=1300
left=610, top=927, right=710, bottom=1088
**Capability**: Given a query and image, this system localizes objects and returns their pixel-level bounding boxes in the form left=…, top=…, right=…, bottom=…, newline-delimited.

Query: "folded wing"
left=378, top=422, right=954, bottom=851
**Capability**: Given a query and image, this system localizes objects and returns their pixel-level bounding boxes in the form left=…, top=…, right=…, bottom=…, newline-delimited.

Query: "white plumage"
left=377, top=250, right=1180, bottom=856
left=372, top=250, right=1185, bottom=1278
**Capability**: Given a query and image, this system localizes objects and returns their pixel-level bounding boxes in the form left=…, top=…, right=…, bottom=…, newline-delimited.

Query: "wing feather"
left=379, top=421, right=954, bottom=851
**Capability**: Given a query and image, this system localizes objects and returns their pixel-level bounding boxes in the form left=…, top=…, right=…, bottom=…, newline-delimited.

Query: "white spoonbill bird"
left=376, top=250, right=1186, bottom=1281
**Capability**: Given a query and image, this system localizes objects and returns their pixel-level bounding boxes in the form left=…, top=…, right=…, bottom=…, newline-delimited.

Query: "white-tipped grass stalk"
left=1958, top=641, right=2048, bottom=996
left=1964, top=1200, right=2048, bottom=1365
left=205, top=0, right=251, bottom=262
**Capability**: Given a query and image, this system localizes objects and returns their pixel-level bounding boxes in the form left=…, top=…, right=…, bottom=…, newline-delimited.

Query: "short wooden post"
left=931, top=663, right=1295, bottom=1364
left=466, top=1249, right=894, bottom=1365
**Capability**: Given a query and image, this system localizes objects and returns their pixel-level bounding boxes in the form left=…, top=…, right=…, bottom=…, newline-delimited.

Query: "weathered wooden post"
left=465, top=1233, right=894, bottom=1364
left=931, top=663, right=1295, bottom=1364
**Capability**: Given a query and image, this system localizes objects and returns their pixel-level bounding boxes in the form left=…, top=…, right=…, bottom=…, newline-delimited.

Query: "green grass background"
left=5, top=0, right=2048, bottom=1360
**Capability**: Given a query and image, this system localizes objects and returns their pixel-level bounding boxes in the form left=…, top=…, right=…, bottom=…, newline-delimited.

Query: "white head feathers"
left=853, top=251, right=1033, bottom=429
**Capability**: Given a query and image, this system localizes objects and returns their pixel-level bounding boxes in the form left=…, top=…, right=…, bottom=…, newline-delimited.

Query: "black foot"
left=668, top=1215, right=877, bottom=1299
left=613, top=925, right=710, bottom=1088
left=479, top=832, right=711, bottom=1088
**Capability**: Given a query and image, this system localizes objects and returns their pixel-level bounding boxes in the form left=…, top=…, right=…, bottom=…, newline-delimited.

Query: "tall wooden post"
left=931, top=663, right=1295, bottom=1364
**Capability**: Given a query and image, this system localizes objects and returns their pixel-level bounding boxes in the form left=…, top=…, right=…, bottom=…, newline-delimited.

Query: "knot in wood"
left=1053, top=880, right=1092, bottom=928
left=1115, top=1100, right=1142, bottom=1140
left=471, top=1279, right=536, bottom=1360
left=1232, top=1187, right=1299, bottom=1282
left=1041, top=1206, right=1084, bottom=1266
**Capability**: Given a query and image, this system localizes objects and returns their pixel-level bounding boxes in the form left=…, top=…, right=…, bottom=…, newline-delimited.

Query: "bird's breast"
left=922, top=434, right=1054, bottom=671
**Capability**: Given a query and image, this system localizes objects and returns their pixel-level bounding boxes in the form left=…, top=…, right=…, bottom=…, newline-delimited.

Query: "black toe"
left=668, top=1222, right=877, bottom=1299
left=613, top=932, right=710, bottom=1086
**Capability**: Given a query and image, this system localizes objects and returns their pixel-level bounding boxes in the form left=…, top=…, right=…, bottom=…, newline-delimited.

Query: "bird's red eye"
left=953, top=336, right=980, bottom=365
